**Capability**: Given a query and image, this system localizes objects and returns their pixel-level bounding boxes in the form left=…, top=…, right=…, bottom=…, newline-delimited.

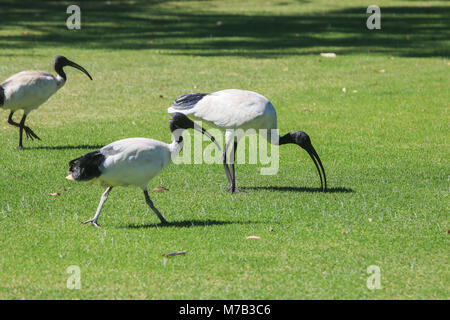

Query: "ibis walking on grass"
left=66, top=113, right=220, bottom=227
left=0, top=55, right=92, bottom=149
left=168, top=89, right=327, bottom=193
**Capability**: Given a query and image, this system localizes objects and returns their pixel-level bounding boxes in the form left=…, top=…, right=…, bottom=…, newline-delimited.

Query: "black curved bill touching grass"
left=304, top=143, right=327, bottom=192
left=279, top=130, right=327, bottom=192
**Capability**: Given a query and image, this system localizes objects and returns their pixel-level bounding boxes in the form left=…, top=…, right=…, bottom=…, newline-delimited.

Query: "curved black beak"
left=303, top=143, right=327, bottom=192
left=67, top=60, right=93, bottom=80
left=193, top=122, right=221, bottom=151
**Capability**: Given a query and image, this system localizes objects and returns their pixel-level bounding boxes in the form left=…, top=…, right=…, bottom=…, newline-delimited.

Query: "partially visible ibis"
left=0, top=55, right=92, bottom=149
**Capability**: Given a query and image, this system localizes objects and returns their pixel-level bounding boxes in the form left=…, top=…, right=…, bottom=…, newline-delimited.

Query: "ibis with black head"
left=0, top=55, right=92, bottom=148
left=168, top=89, right=327, bottom=193
left=66, top=113, right=220, bottom=227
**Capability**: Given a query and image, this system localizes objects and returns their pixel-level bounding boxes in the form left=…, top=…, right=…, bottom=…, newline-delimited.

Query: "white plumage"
left=168, top=89, right=327, bottom=193
left=66, top=113, right=219, bottom=227
left=0, top=56, right=92, bottom=148
left=97, top=138, right=176, bottom=190
left=168, top=89, right=277, bottom=131
left=1, top=71, right=62, bottom=113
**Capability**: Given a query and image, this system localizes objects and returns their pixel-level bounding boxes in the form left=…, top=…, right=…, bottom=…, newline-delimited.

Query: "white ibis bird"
left=66, top=113, right=220, bottom=227
left=168, top=89, right=327, bottom=193
left=0, top=55, right=92, bottom=149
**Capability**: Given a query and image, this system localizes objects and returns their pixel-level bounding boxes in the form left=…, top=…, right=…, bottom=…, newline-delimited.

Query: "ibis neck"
left=169, top=137, right=184, bottom=158
left=279, top=133, right=295, bottom=146
left=54, top=64, right=67, bottom=81
left=55, top=74, right=66, bottom=88
left=263, top=131, right=295, bottom=146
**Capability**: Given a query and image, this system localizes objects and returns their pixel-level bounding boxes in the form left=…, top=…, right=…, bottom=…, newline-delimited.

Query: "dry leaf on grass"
left=153, top=187, right=169, bottom=192
left=246, top=235, right=261, bottom=239
left=46, top=192, right=60, bottom=196
left=320, top=53, right=336, bottom=58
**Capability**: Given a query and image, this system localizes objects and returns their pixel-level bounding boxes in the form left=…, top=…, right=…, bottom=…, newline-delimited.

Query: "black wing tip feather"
left=68, top=150, right=105, bottom=181
left=0, top=85, right=4, bottom=107
left=171, top=93, right=208, bottom=109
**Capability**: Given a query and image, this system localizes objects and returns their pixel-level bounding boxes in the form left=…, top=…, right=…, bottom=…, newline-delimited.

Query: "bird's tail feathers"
left=67, top=151, right=104, bottom=182
left=168, top=93, right=208, bottom=113
left=0, top=85, right=5, bottom=107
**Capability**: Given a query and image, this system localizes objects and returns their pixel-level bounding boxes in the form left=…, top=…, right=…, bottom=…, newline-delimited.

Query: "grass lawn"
left=0, top=0, right=448, bottom=299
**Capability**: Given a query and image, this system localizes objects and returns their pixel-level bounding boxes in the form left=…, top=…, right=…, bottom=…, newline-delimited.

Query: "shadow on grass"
left=242, top=186, right=354, bottom=193
left=25, top=144, right=104, bottom=150
left=120, top=218, right=260, bottom=229
left=0, top=0, right=448, bottom=57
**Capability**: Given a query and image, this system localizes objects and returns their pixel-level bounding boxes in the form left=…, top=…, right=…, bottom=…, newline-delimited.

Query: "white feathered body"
left=168, top=89, right=278, bottom=131
left=0, top=70, right=65, bottom=114
left=97, top=138, right=176, bottom=190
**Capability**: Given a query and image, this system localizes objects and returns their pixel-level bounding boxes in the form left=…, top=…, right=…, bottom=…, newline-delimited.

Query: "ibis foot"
left=81, top=219, right=100, bottom=228
left=24, top=126, right=41, bottom=141
left=226, top=186, right=243, bottom=194
left=16, top=145, right=24, bottom=150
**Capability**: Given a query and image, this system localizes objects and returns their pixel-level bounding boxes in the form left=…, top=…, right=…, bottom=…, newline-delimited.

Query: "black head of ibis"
left=280, top=131, right=327, bottom=191
left=53, top=55, right=93, bottom=81
left=169, top=112, right=220, bottom=150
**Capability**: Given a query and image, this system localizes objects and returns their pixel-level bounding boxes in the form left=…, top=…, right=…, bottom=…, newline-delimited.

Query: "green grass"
left=0, top=0, right=448, bottom=299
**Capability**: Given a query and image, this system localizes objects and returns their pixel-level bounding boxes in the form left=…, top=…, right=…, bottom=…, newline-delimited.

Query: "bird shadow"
left=25, top=144, right=104, bottom=150
left=241, top=186, right=354, bottom=193
left=119, top=218, right=260, bottom=229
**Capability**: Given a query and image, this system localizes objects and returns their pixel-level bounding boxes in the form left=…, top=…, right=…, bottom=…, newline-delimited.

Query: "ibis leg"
left=18, top=114, right=27, bottom=149
left=82, top=187, right=113, bottom=227
left=20, top=112, right=40, bottom=141
left=227, top=137, right=241, bottom=193
left=222, top=147, right=233, bottom=189
left=7, top=111, right=22, bottom=148
left=144, top=190, right=168, bottom=225
left=7, top=111, right=19, bottom=127
left=8, top=112, right=41, bottom=148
